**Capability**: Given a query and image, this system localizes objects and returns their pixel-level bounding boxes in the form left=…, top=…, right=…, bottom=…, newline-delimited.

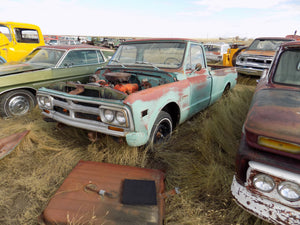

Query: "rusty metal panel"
left=40, top=161, right=165, bottom=225
left=0, top=130, right=29, bottom=159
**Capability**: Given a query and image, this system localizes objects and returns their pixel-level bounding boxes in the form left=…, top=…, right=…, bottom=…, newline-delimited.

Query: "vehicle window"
left=204, top=45, right=221, bottom=53
left=61, top=51, right=84, bottom=67
left=273, top=50, right=300, bottom=86
left=248, top=39, right=291, bottom=51
left=0, top=25, right=12, bottom=41
left=110, top=42, right=185, bottom=68
left=186, top=44, right=205, bottom=70
left=23, top=48, right=65, bottom=66
left=96, top=50, right=105, bottom=62
left=60, top=50, right=102, bottom=67
left=85, top=50, right=100, bottom=64
left=14, top=28, right=39, bottom=43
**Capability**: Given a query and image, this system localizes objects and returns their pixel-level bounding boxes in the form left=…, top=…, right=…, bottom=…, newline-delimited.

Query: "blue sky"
left=1, top=0, right=299, bottom=39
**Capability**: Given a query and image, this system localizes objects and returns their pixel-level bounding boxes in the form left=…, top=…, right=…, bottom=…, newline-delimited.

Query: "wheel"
left=164, top=57, right=181, bottom=65
left=0, top=90, right=36, bottom=117
left=149, top=111, right=173, bottom=148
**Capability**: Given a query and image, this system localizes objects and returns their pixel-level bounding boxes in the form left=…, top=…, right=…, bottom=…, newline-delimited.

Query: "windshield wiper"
left=110, top=59, right=126, bottom=68
left=135, top=61, right=160, bottom=71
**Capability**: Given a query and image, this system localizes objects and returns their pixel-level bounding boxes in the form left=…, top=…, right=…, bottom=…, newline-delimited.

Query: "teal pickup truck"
left=37, top=38, right=237, bottom=147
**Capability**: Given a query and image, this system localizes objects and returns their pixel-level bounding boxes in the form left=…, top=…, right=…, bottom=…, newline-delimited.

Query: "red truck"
left=231, top=41, right=300, bottom=224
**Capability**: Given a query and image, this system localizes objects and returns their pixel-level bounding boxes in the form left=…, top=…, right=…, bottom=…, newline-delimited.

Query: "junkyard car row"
left=231, top=41, right=300, bottom=224
left=1, top=25, right=300, bottom=224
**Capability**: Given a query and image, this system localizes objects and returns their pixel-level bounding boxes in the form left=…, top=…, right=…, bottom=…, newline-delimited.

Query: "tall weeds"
left=0, top=84, right=269, bottom=225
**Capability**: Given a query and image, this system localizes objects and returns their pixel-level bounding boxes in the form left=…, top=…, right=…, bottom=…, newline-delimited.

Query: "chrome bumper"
left=236, top=66, right=264, bottom=76
left=231, top=176, right=300, bottom=225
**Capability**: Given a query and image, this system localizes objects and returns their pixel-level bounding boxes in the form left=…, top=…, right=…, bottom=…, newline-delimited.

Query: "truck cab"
left=0, top=22, right=45, bottom=63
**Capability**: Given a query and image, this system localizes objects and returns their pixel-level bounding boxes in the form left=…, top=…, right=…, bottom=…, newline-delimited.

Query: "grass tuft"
left=0, top=83, right=270, bottom=225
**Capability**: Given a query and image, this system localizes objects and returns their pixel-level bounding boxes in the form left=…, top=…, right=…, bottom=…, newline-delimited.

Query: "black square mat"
left=121, top=179, right=157, bottom=205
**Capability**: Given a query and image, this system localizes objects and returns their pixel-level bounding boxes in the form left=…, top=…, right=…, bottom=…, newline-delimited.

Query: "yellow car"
left=0, top=22, right=45, bottom=63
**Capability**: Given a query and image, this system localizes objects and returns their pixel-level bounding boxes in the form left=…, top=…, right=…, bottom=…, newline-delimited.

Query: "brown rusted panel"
left=242, top=49, right=276, bottom=57
left=40, top=161, right=165, bottom=225
left=244, top=88, right=300, bottom=159
left=0, top=130, right=29, bottom=159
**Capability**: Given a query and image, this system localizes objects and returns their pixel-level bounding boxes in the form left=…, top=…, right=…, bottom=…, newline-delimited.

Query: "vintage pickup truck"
left=37, top=38, right=237, bottom=147
left=236, top=37, right=294, bottom=76
left=0, top=22, right=45, bottom=63
left=231, top=41, right=300, bottom=224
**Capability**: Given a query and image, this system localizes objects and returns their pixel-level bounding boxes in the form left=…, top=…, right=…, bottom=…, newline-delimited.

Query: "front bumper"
left=236, top=66, right=264, bottom=76
left=231, top=176, right=300, bottom=224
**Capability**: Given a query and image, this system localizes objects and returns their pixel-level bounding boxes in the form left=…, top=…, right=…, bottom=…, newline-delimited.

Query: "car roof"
left=123, top=38, right=199, bottom=44
left=39, top=44, right=102, bottom=50
left=281, top=41, right=300, bottom=48
left=254, top=37, right=295, bottom=41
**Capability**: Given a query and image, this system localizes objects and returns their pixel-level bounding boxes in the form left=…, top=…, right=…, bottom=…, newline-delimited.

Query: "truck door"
left=185, top=44, right=212, bottom=117
left=0, top=25, right=11, bottom=62
left=11, top=27, right=44, bottom=62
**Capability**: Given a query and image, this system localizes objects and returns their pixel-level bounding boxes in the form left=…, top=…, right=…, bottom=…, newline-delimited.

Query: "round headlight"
left=43, top=97, right=51, bottom=108
left=278, top=181, right=300, bottom=202
left=253, top=174, right=275, bottom=192
left=104, top=109, right=114, bottom=122
left=39, top=96, right=46, bottom=106
left=39, top=96, right=52, bottom=108
left=116, top=111, right=126, bottom=125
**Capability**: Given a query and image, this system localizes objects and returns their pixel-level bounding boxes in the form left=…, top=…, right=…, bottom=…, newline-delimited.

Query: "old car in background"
left=236, top=37, right=294, bottom=76
left=204, top=42, right=230, bottom=63
left=0, top=21, right=45, bottom=63
left=222, top=43, right=247, bottom=67
left=0, top=45, right=107, bottom=117
left=37, top=38, right=237, bottom=148
left=231, top=41, right=300, bottom=224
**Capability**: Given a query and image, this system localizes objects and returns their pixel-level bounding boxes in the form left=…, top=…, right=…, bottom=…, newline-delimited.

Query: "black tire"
left=0, top=90, right=36, bottom=117
left=149, top=111, right=173, bottom=149
left=222, top=84, right=230, bottom=96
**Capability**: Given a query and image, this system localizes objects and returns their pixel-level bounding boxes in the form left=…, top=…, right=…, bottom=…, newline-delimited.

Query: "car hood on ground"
left=0, top=63, right=49, bottom=76
left=245, top=88, right=300, bottom=145
left=241, top=50, right=275, bottom=57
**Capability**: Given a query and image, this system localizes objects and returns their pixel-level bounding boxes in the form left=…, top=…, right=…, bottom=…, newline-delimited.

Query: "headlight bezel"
left=99, top=106, right=129, bottom=127
left=277, top=181, right=300, bottom=202
left=37, top=94, right=53, bottom=110
left=253, top=173, right=275, bottom=193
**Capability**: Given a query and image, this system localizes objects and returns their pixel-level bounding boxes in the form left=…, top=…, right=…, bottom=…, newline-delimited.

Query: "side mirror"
left=0, top=33, right=10, bottom=46
left=195, top=63, right=202, bottom=71
left=190, top=63, right=202, bottom=74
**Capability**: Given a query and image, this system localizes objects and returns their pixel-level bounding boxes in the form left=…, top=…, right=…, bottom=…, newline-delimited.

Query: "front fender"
left=124, top=82, right=190, bottom=146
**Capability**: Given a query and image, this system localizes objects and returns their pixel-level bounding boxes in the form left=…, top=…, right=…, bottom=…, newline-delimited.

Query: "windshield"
left=273, top=50, right=300, bottom=86
left=23, top=48, right=65, bottom=66
left=248, top=39, right=291, bottom=51
left=109, top=42, right=186, bottom=68
left=204, top=45, right=221, bottom=53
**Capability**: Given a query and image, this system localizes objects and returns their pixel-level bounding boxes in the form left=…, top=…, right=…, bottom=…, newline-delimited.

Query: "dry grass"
left=0, top=80, right=270, bottom=225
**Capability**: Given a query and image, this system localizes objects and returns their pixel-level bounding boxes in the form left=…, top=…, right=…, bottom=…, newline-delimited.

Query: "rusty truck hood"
left=241, top=49, right=275, bottom=57
left=245, top=88, right=300, bottom=146
left=0, top=63, right=49, bottom=76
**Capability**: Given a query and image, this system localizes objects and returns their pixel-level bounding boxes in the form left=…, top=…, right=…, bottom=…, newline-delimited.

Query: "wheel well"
left=1, top=88, right=36, bottom=97
left=161, top=102, right=180, bottom=129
